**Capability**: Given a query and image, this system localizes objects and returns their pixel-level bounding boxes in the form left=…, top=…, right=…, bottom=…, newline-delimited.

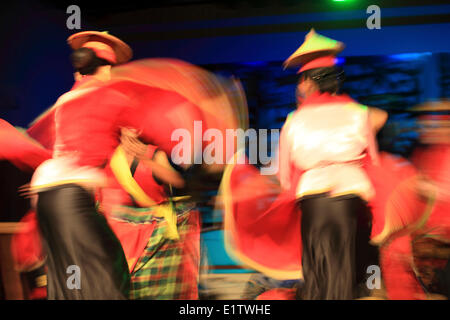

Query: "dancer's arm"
left=145, top=151, right=186, bottom=189
left=278, top=119, right=292, bottom=190
left=366, top=107, right=388, bottom=166
left=120, top=128, right=185, bottom=188
left=368, top=107, right=388, bottom=133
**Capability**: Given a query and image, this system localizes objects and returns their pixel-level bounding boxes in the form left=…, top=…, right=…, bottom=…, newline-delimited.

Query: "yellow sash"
left=109, top=146, right=179, bottom=240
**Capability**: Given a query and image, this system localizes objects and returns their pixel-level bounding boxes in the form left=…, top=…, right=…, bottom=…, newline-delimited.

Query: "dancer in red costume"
left=26, top=31, right=244, bottom=299
left=28, top=31, right=139, bottom=299
left=410, top=103, right=450, bottom=298
left=412, top=105, right=450, bottom=241
left=99, top=129, right=201, bottom=299
left=220, top=29, right=435, bottom=300
left=27, top=31, right=209, bottom=299
left=97, top=62, right=245, bottom=299
left=373, top=103, right=450, bottom=300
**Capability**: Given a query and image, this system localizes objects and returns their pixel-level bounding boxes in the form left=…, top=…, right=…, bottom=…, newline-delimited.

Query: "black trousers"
left=297, top=193, right=379, bottom=300
left=37, top=184, right=130, bottom=299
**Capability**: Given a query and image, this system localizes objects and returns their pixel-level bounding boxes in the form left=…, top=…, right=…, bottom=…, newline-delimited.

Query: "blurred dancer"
left=100, top=128, right=201, bottom=299
left=412, top=103, right=450, bottom=240
left=28, top=31, right=205, bottom=299
left=376, top=104, right=450, bottom=300
left=280, top=29, right=386, bottom=300
left=27, top=31, right=132, bottom=150
left=411, top=102, right=450, bottom=298
left=28, top=31, right=137, bottom=299
left=27, top=32, right=243, bottom=299
left=220, top=30, right=434, bottom=300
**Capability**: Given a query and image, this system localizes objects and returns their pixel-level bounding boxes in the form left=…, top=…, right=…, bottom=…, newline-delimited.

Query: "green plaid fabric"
left=127, top=205, right=201, bottom=300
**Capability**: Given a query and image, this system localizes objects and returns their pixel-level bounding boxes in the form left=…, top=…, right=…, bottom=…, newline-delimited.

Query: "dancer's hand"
left=120, top=127, right=147, bottom=160
left=18, top=183, right=38, bottom=209
left=18, top=183, right=33, bottom=198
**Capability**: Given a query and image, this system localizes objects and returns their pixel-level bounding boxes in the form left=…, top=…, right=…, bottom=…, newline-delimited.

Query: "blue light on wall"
left=388, top=52, right=432, bottom=61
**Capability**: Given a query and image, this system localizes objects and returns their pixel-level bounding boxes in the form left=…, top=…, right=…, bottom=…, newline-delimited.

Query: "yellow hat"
left=284, top=29, right=345, bottom=69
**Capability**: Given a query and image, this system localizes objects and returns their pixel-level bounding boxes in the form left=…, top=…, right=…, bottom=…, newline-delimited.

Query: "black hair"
left=300, top=66, right=345, bottom=94
left=70, top=47, right=111, bottom=75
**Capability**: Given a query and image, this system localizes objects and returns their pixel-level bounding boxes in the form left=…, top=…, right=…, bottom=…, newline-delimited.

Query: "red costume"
left=0, top=118, right=50, bottom=299
left=412, top=144, right=450, bottom=241
left=0, top=119, right=51, bottom=172
left=25, top=52, right=243, bottom=299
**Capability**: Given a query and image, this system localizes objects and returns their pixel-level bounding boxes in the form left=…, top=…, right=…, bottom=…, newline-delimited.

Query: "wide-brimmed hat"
left=284, top=29, right=345, bottom=72
left=409, top=100, right=450, bottom=126
left=67, top=31, right=132, bottom=65
left=409, top=100, right=450, bottom=112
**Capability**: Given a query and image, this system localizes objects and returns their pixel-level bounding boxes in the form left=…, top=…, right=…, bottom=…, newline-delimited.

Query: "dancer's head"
left=67, top=31, right=132, bottom=81
left=297, top=66, right=345, bottom=98
left=285, top=29, right=345, bottom=101
left=70, top=47, right=112, bottom=78
left=412, top=101, right=450, bottom=144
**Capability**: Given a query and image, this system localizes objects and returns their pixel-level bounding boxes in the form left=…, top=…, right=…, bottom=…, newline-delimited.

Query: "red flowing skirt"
left=222, top=153, right=433, bottom=281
